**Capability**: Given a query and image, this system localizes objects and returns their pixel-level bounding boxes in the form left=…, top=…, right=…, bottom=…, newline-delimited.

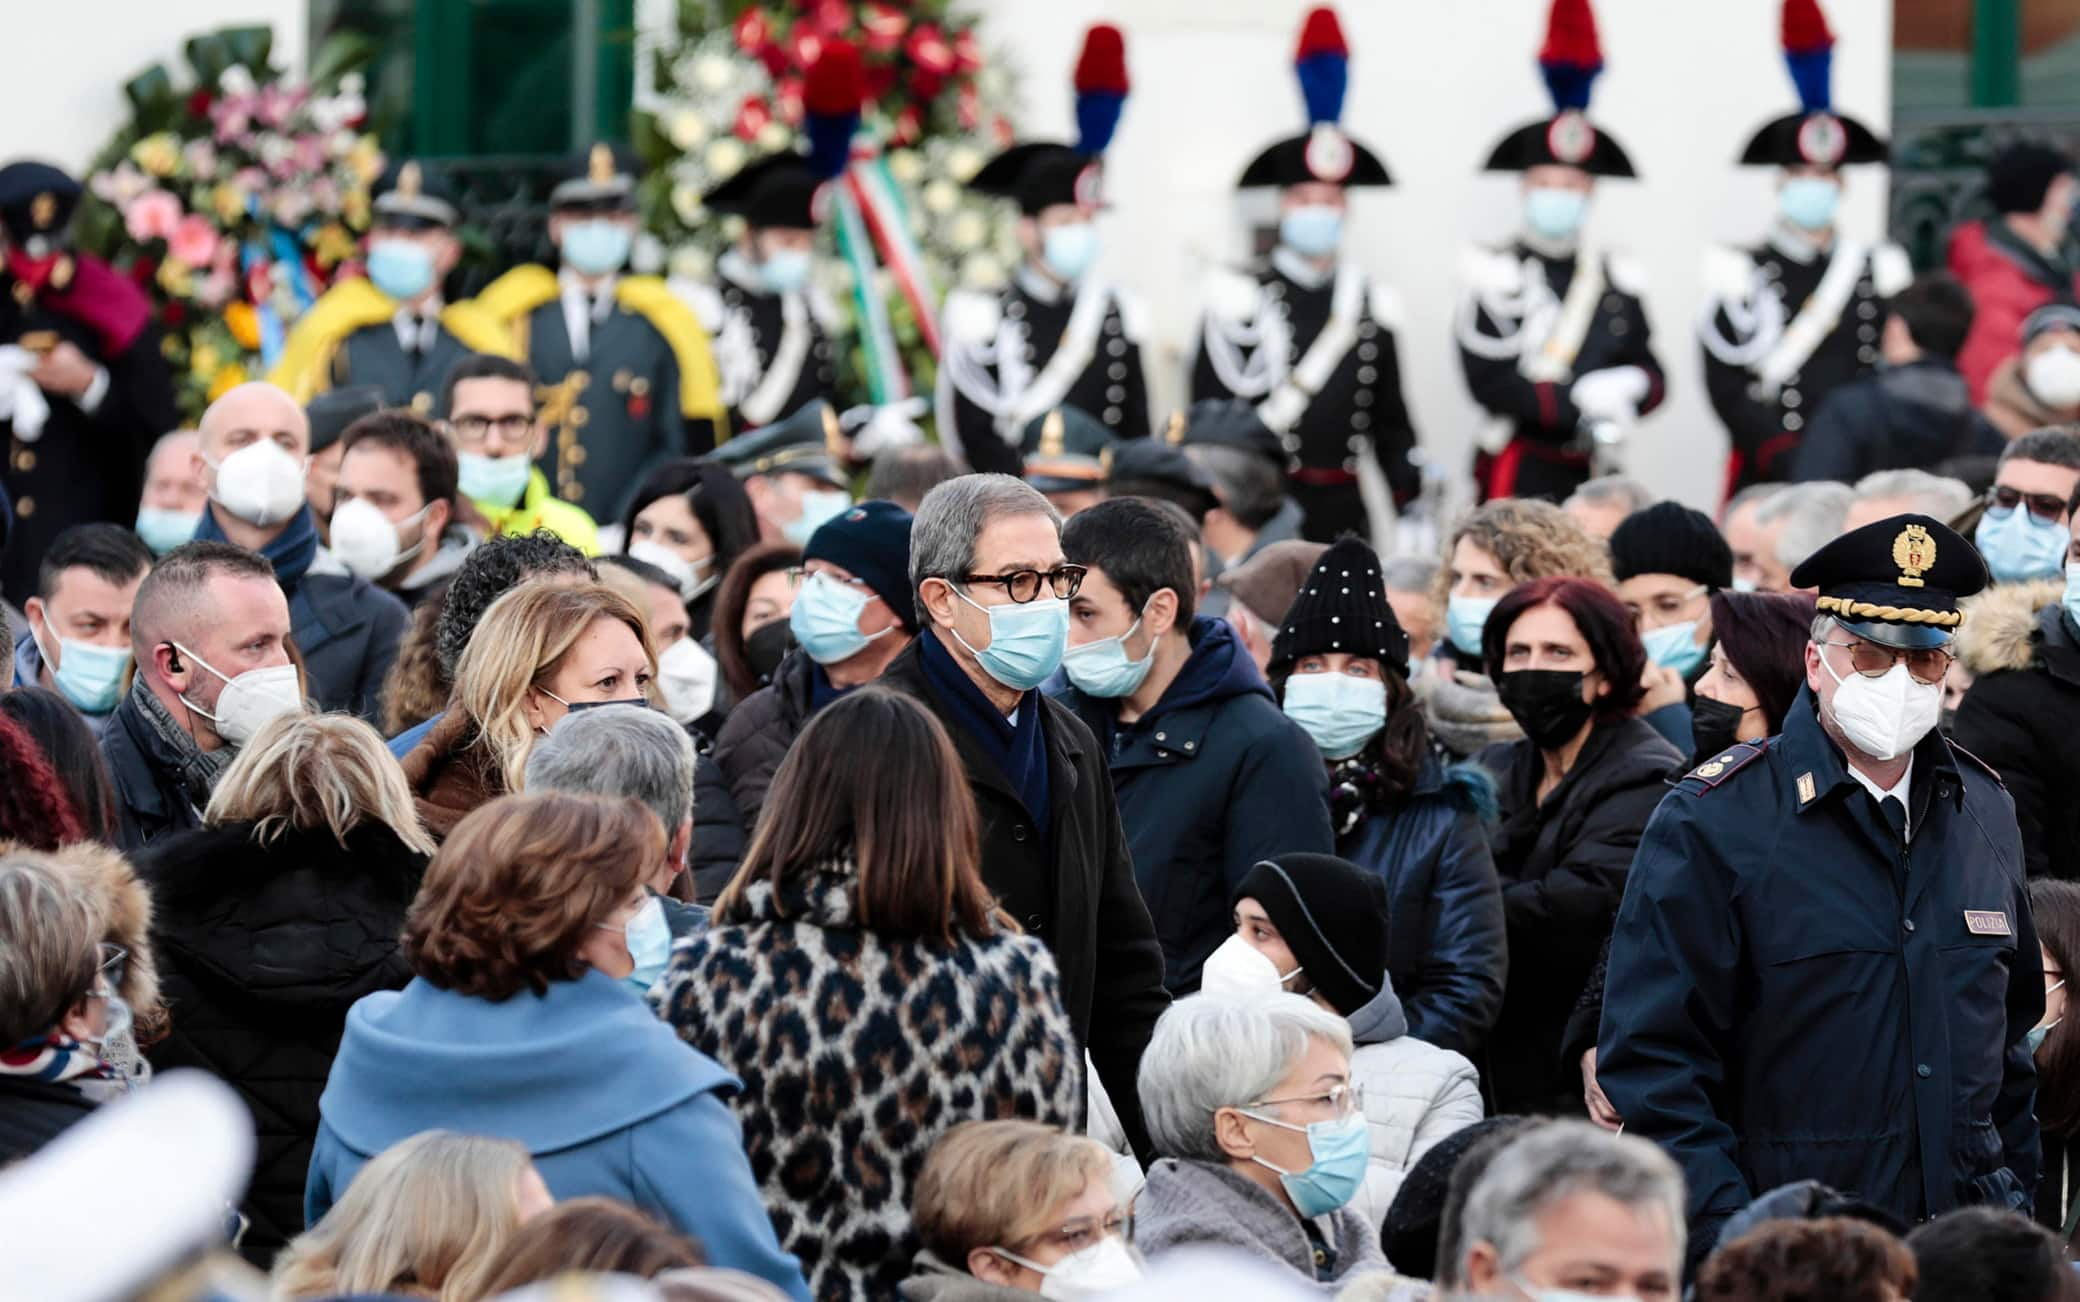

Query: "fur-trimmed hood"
left=1956, top=578, right=2065, bottom=677
left=1, top=838, right=163, bottom=1040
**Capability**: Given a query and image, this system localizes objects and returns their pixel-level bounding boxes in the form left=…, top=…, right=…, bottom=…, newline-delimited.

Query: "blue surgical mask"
left=1445, top=593, right=1498, bottom=658
left=1061, top=615, right=1155, bottom=699
left=133, top=506, right=199, bottom=556
left=1283, top=671, right=1387, bottom=761
left=1777, top=176, right=1841, bottom=232
left=781, top=488, right=854, bottom=545
left=1280, top=204, right=1343, bottom=258
left=457, top=450, right=533, bottom=510
left=1641, top=619, right=1708, bottom=678
left=1041, top=222, right=1098, bottom=283
left=2065, top=562, right=2080, bottom=627
left=1975, top=504, right=2070, bottom=584
left=952, top=588, right=1070, bottom=692
left=1524, top=186, right=1588, bottom=241
left=366, top=238, right=437, bottom=302
left=559, top=219, right=633, bottom=276
left=36, top=628, right=131, bottom=715
left=761, top=248, right=812, bottom=294
left=1242, top=1108, right=1370, bottom=1218
left=789, top=571, right=890, bottom=665
left=621, top=894, right=673, bottom=994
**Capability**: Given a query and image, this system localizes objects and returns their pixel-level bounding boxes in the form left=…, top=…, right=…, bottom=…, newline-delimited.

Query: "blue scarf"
left=194, top=502, right=318, bottom=591
left=919, top=630, right=1051, bottom=839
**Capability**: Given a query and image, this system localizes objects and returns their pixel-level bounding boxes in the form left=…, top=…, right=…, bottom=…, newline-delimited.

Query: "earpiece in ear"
left=164, top=644, right=184, bottom=673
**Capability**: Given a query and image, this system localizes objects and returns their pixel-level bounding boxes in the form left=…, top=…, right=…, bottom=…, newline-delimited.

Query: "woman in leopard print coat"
left=653, top=689, right=1081, bottom=1302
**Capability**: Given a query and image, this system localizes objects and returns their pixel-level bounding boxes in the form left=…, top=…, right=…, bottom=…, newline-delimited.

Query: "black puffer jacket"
left=0, top=1074, right=97, bottom=1164
left=137, top=820, right=423, bottom=1265
left=1952, top=578, right=2079, bottom=879
left=711, top=649, right=817, bottom=826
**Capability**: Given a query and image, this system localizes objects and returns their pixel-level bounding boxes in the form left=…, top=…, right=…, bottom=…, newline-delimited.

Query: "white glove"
left=1569, top=365, right=1651, bottom=424
left=0, top=345, right=50, bottom=442
left=841, top=398, right=928, bottom=458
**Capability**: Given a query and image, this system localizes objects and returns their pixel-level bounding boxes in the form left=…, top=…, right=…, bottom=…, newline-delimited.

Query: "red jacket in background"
left=1949, top=218, right=2080, bottom=405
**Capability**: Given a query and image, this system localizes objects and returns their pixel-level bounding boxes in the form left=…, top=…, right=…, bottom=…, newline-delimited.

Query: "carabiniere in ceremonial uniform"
left=1598, top=512, right=2039, bottom=1258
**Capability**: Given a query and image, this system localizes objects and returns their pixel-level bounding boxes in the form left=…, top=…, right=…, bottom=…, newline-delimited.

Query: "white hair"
left=1851, top=469, right=1973, bottom=522
left=1459, top=1120, right=1686, bottom=1278
left=525, top=704, right=696, bottom=834
left=1758, top=481, right=1853, bottom=572
left=1565, top=475, right=1654, bottom=515
left=1136, top=994, right=1353, bottom=1164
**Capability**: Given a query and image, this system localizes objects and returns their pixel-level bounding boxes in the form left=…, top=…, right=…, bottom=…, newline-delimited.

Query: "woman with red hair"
left=1474, top=576, right=1684, bottom=1116
left=0, top=712, right=85, bottom=849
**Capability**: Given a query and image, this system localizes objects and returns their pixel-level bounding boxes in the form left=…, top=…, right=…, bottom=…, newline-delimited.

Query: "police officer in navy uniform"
left=937, top=23, right=1149, bottom=479
left=1458, top=0, right=1666, bottom=504
left=1698, top=0, right=1909, bottom=493
left=0, top=161, right=176, bottom=607
left=1598, top=512, right=2039, bottom=1264
left=1190, top=6, right=1419, bottom=544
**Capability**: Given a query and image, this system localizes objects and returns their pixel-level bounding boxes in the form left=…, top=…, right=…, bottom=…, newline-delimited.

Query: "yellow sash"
left=266, top=278, right=517, bottom=403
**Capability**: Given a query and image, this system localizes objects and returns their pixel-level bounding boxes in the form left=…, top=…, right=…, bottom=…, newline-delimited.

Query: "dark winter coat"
left=1952, top=578, right=2080, bottom=879
left=137, top=820, right=421, bottom=1264
left=1340, top=757, right=1507, bottom=1056
left=711, top=648, right=818, bottom=825
left=690, top=746, right=748, bottom=903
left=101, top=685, right=206, bottom=852
left=654, top=857, right=1081, bottom=1302
left=1599, top=688, right=2040, bottom=1254
left=1053, top=617, right=1333, bottom=994
left=0, top=1074, right=97, bottom=1164
left=1475, top=716, right=1684, bottom=1114
left=880, top=635, right=1169, bottom=1158
left=1788, top=357, right=2003, bottom=484
left=288, top=560, right=411, bottom=722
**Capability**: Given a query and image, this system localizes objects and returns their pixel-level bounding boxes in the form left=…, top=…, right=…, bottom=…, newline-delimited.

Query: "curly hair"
left=1697, top=1217, right=1916, bottom=1302
left=403, top=791, right=661, bottom=1000
left=0, top=714, right=84, bottom=849
left=433, top=530, right=597, bottom=678
left=0, top=688, right=116, bottom=844
left=1432, top=498, right=1613, bottom=614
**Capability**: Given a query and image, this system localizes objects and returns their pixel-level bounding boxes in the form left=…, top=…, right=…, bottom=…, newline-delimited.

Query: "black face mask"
left=744, top=618, right=796, bottom=686
left=1496, top=668, right=1596, bottom=750
left=564, top=697, right=652, bottom=713
left=1689, top=693, right=1752, bottom=765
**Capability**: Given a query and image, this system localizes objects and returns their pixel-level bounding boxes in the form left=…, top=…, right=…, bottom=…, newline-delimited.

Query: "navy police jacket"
left=1598, top=685, right=2040, bottom=1250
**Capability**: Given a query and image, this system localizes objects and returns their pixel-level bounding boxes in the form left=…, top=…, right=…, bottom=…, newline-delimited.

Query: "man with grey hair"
left=1561, top=475, right=1654, bottom=542
left=880, top=472, right=1168, bottom=1157
left=1453, top=1121, right=1684, bottom=1297
left=1720, top=482, right=1784, bottom=593
left=1382, top=554, right=1440, bottom=666
left=1841, top=468, right=1975, bottom=533
left=525, top=704, right=707, bottom=989
left=1751, top=480, right=1852, bottom=593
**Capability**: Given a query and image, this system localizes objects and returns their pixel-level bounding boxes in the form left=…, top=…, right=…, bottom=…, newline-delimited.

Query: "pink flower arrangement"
left=124, top=189, right=183, bottom=241
left=168, top=214, right=219, bottom=268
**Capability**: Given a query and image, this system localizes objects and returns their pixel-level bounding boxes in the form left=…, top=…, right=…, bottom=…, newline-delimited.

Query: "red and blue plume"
left=1782, top=0, right=1835, bottom=113
left=1074, top=23, right=1129, bottom=156
left=1294, top=6, right=1348, bottom=127
left=803, top=38, right=864, bottom=179
left=1538, top=0, right=1604, bottom=113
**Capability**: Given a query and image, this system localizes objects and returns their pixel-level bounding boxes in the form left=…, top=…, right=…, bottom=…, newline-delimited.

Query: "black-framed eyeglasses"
left=1821, top=639, right=1955, bottom=687
left=448, top=413, right=535, bottom=445
left=1986, top=485, right=2069, bottom=524
left=959, top=565, right=1087, bottom=604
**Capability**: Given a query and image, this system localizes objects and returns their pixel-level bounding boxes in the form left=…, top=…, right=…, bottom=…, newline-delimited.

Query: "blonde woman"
left=397, top=580, right=657, bottom=839
left=136, top=712, right=433, bottom=1266
left=271, top=1130, right=552, bottom=1301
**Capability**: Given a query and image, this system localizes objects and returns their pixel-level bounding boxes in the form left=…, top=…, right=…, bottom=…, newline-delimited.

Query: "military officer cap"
left=1178, top=398, right=1286, bottom=469
left=550, top=142, right=639, bottom=212
left=968, top=25, right=1127, bottom=216
left=1106, top=432, right=1220, bottom=520
left=0, top=161, right=82, bottom=255
left=703, top=153, right=827, bottom=231
left=1481, top=0, right=1638, bottom=179
left=1020, top=406, right=1117, bottom=494
left=1737, top=0, right=1887, bottom=169
left=373, top=159, right=461, bottom=230
left=1237, top=8, right=1391, bottom=190
left=712, top=401, right=850, bottom=488
left=1789, top=513, right=1987, bottom=650
left=308, top=384, right=386, bottom=455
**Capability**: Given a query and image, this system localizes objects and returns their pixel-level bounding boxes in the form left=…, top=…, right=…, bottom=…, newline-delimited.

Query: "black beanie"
left=1381, top=1116, right=1535, bottom=1277
left=1232, top=853, right=1388, bottom=1017
left=804, top=499, right=916, bottom=631
left=1267, top=536, right=1409, bottom=677
left=1987, top=142, right=2073, bottom=216
left=1607, top=501, right=1733, bottom=590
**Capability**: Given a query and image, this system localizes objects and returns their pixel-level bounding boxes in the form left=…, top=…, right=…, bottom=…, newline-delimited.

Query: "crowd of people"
left=12, top=0, right=2080, bottom=1299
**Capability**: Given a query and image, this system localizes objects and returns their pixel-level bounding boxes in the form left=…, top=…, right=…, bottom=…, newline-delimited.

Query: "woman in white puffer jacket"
left=1088, top=853, right=1485, bottom=1226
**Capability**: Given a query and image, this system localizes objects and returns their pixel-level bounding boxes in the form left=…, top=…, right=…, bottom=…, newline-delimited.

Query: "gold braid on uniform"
left=1815, top=596, right=1963, bottom=627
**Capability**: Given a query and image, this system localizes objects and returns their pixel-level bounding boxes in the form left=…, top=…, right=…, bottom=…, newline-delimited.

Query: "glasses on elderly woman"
left=1005, top=1208, right=1133, bottom=1257
left=1248, top=1082, right=1364, bottom=1119
left=94, top=943, right=127, bottom=996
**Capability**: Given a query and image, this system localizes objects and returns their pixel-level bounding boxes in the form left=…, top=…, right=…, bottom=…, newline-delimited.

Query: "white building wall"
left=0, top=3, right=307, bottom=172
left=970, top=0, right=1895, bottom=512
